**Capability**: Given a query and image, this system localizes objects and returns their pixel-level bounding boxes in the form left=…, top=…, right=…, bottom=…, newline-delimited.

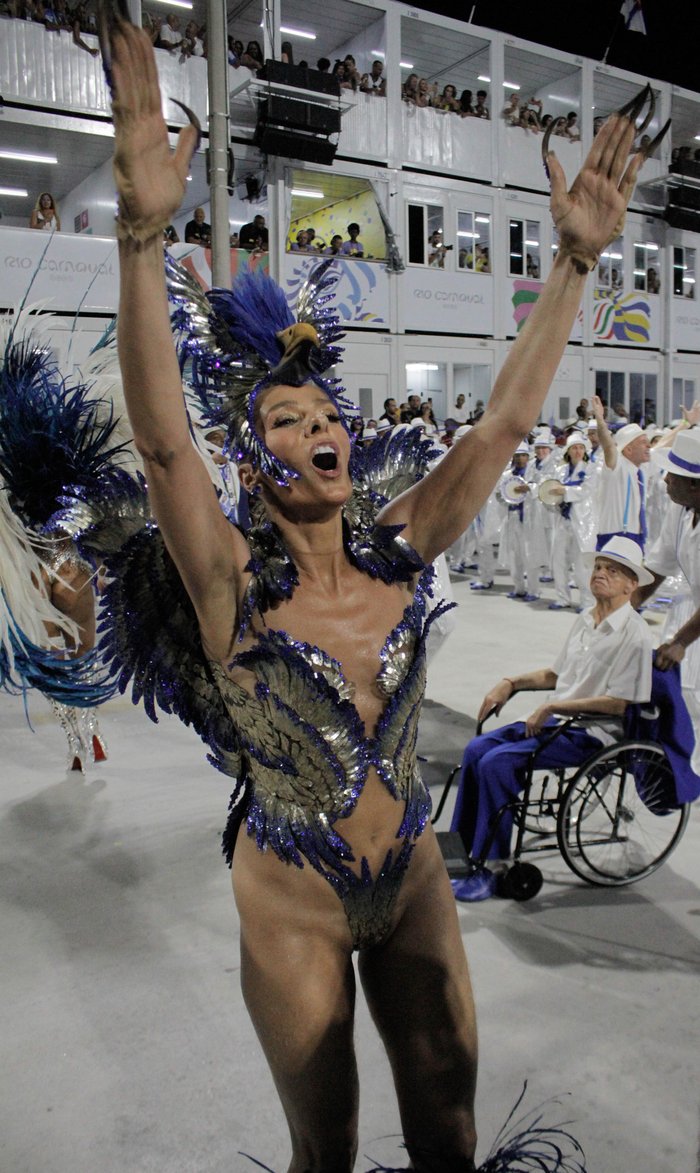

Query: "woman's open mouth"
left=311, top=444, right=340, bottom=475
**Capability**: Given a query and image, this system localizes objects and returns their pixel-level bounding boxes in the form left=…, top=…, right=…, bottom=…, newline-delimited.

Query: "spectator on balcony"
left=184, top=207, right=211, bottom=246
left=227, top=37, right=244, bottom=66
left=520, top=96, right=543, bottom=131
left=563, top=111, right=581, bottom=141
left=290, top=229, right=311, bottom=252
left=142, top=12, right=159, bottom=46
left=240, top=40, right=263, bottom=72
left=360, top=60, right=386, bottom=96
left=316, top=57, right=330, bottom=73
left=435, top=84, right=460, bottom=113
left=230, top=231, right=239, bottom=248
left=340, top=223, right=364, bottom=257
left=280, top=40, right=293, bottom=65
left=474, top=90, right=490, bottom=118
left=458, top=89, right=474, bottom=116
left=502, top=93, right=522, bottom=127
left=163, top=224, right=179, bottom=247
left=415, top=78, right=437, bottom=108
left=44, top=0, right=70, bottom=32
left=541, top=113, right=554, bottom=132
left=30, top=192, right=60, bottom=231
left=324, top=235, right=344, bottom=256
left=647, top=267, right=660, bottom=294
left=180, top=20, right=204, bottom=59
left=304, top=228, right=323, bottom=252
left=475, top=244, right=490, bottom=273
left=239, top=214, right=268, bottom=251
left=71, top=2, right=98, bottom=55
left=332, top=60, right=355, bottom=92
left=158, top=13, right=183, bottom=51
left=526, top=253, right=540, bottom=279
left=343, top=54, right=362, bottom=89
left=402, top=73, right=419, bottom=104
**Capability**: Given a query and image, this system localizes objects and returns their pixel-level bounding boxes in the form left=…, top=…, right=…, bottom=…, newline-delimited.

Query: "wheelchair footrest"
left=436, top=831, right=472, bottom=877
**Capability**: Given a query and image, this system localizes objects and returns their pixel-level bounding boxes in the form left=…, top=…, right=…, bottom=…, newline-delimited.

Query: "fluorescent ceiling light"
left=406, top=363, right=439, bottom=371
left=637, top=242, right=658, bottom=251
left=525, top=240, right=539, bottom=247
left=503, top=82, right=521, bottom=91
left=475, top=215, right=490, bottom=223
left=291, top=188, right=324, bottom=198
left=152, top=0, right=192, bottom=7
left=0, top=186, right=28, bottom=197
left=458, top=231, right=479, bottom=238
left=478, top=75, right=490, bottom=83
left=0, top=149, right=58, bottom=164
left=400, top=61, right=414, bottom=69
left=280, top=24, right=316, bottom=39
left=371, top=51, right=385, bottom=57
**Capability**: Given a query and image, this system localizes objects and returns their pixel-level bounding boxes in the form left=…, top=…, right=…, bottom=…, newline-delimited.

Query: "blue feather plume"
left=208, top=268, right=295, bottom=367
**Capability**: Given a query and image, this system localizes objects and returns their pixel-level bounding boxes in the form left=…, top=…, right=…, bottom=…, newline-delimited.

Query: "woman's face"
left=40, top=193, right=53, bottom=209
left=406, top=73, right=418, bottom=89
left=247, top=41, right=260, bottom=55
left=252, top=383, right=352, bottom=509
left=445, top=86, right=455, bottom=98
left=567, top=444, right=585, bottom=464
left=418, top=78, right=429, bottom=93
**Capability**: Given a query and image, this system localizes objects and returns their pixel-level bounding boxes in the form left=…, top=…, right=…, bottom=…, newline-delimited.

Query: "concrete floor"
left=1, top=569, right=699, bottom=1173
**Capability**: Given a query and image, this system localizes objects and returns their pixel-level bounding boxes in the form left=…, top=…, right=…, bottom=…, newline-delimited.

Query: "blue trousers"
left=449, top=721, right=603, bottom=860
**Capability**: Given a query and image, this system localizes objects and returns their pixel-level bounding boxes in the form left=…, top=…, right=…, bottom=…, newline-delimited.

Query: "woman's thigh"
left=358, top=828, right=478, bottom=1172
left=233, top=837, right=360, bottom=1171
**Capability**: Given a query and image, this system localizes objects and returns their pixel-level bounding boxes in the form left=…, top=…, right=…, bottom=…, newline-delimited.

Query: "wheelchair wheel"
left=498, top=862, right=543, bottom=902
left=557, top=741, right=690, bottom=887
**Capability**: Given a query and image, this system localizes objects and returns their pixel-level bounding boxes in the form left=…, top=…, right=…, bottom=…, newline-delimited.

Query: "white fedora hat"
left=655, top=428, right=700, bottom=479
left=453, top=424, right=472, bottom=440
left=513, top=440, right=530, bottom=455
left=613, top=423, right=645, bottom=451
left=533, top=432, right=555, bottom=447
left=582, top=536, right=654, bottom=587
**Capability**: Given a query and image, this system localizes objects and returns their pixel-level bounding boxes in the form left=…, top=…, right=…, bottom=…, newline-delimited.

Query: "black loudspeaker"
left=258, top=59, right=340, bottom=97
left=253, top=124, right=337, bottom=164
left=259, top=96, right=340, bottom=136
left=665, top=205, right=700, bottom=232
left=669, top=185, right=700, bottom=212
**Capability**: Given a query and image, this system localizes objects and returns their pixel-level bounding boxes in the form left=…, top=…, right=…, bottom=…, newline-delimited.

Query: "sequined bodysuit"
left=216, top=527, right=446, bottom=951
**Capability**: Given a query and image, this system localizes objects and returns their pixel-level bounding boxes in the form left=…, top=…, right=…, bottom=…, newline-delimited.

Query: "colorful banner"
left=511, top=279, right=583, bottom=338
left=170, top=244, right=268, bottom=291
left=283, top=255, right=389, bottom=328
left=592, top=289, right=650, bottom=343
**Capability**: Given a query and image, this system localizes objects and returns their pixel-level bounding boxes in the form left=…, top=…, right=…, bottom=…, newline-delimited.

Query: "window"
left=508, top=218, right=540, bottom=279
left=673, top=377, right=696, bottom=420
left=597, top=235, right=624, bottom=292
left=629, top=373, right=657, bottom=424
left=457, top=210, right=491, bottom=273
left=407, top=203, right=443, bottom=266
left=594, top=370, right=625, bottom=417
left=634, top=242, right=661, bottom=293
left=673, top=245, right=696, bottom=299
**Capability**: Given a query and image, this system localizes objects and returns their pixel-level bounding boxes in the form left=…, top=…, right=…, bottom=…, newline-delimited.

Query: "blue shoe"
left=548, top=601, right=569, bottom=610
left=539, top=574, right=554, bottom=583
left=451, top=869, right=496, bottom=902
left=507, top=590, right=527, bottom=599
left=522, top=593, right=540, bottom=602
left=470, top=580, right=494, bottom=590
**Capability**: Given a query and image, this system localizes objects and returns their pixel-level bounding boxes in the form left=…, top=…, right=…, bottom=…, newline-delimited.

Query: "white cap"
left=563, top=432, right=590, bottom=454
left=362, top=427, right=378, bottom=440
left=582, top=536, right=654, bottom=587
left=376, top=419, right=392, bottom=433
left=533, top=432, right=555, bottom=447
left=514, top=440, right=530, bottom=455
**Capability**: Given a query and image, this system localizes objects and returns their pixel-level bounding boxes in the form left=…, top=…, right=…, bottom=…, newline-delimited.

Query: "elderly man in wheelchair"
left=449, top=535, right=658, bottom=901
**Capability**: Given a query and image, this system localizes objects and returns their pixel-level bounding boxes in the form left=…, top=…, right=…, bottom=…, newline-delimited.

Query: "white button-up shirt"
left=646, top=501, right=700, bottom=690
left=551, top=601, right=652, bottom=743
left=596, top=453, right=646, bottom=541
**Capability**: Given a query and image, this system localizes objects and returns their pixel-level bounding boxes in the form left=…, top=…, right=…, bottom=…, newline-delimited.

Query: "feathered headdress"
left=166, top=255, right=352, bottom=486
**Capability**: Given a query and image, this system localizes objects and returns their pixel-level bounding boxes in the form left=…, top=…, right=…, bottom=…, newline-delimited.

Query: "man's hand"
left=108, top=20, right=199, bottom=242
left=477, top=679, right=514, bottom=724
left=655, top=640, right=685, bottom=671
left=525, top=704, right=553, bottom=736
left=681, top=401, right=700, bottom=427
left=591, top=394, right=606, bottom=423
left=547, top=113, right=642, bottom=272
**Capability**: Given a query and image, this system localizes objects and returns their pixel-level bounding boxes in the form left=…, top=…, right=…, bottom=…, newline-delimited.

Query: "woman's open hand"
left=106, top=16, right=199, bottom=242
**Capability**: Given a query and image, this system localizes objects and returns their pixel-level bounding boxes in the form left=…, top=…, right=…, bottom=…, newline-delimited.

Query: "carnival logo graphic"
left=592, top=289, right=650, bottom=343
left=284, top=258, right=386, bottom=325
left=512, top=279, right=583, bottom=333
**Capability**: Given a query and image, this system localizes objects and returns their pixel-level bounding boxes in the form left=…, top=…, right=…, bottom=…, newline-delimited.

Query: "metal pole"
left=207, top=0, right=231, bottom=288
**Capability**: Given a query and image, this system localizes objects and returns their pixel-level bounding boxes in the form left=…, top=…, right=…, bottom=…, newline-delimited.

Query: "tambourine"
left=502, top=476, right=530, bottom=503
left=538, top=478, right=566, bottom=506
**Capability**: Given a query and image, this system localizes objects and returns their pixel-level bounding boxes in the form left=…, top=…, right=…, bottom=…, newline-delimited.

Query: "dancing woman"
left=100, top=13, right=651, bottom=1170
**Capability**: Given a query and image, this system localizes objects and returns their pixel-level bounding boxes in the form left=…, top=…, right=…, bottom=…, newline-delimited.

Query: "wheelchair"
left=433, top=708, right=691, bottom=902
